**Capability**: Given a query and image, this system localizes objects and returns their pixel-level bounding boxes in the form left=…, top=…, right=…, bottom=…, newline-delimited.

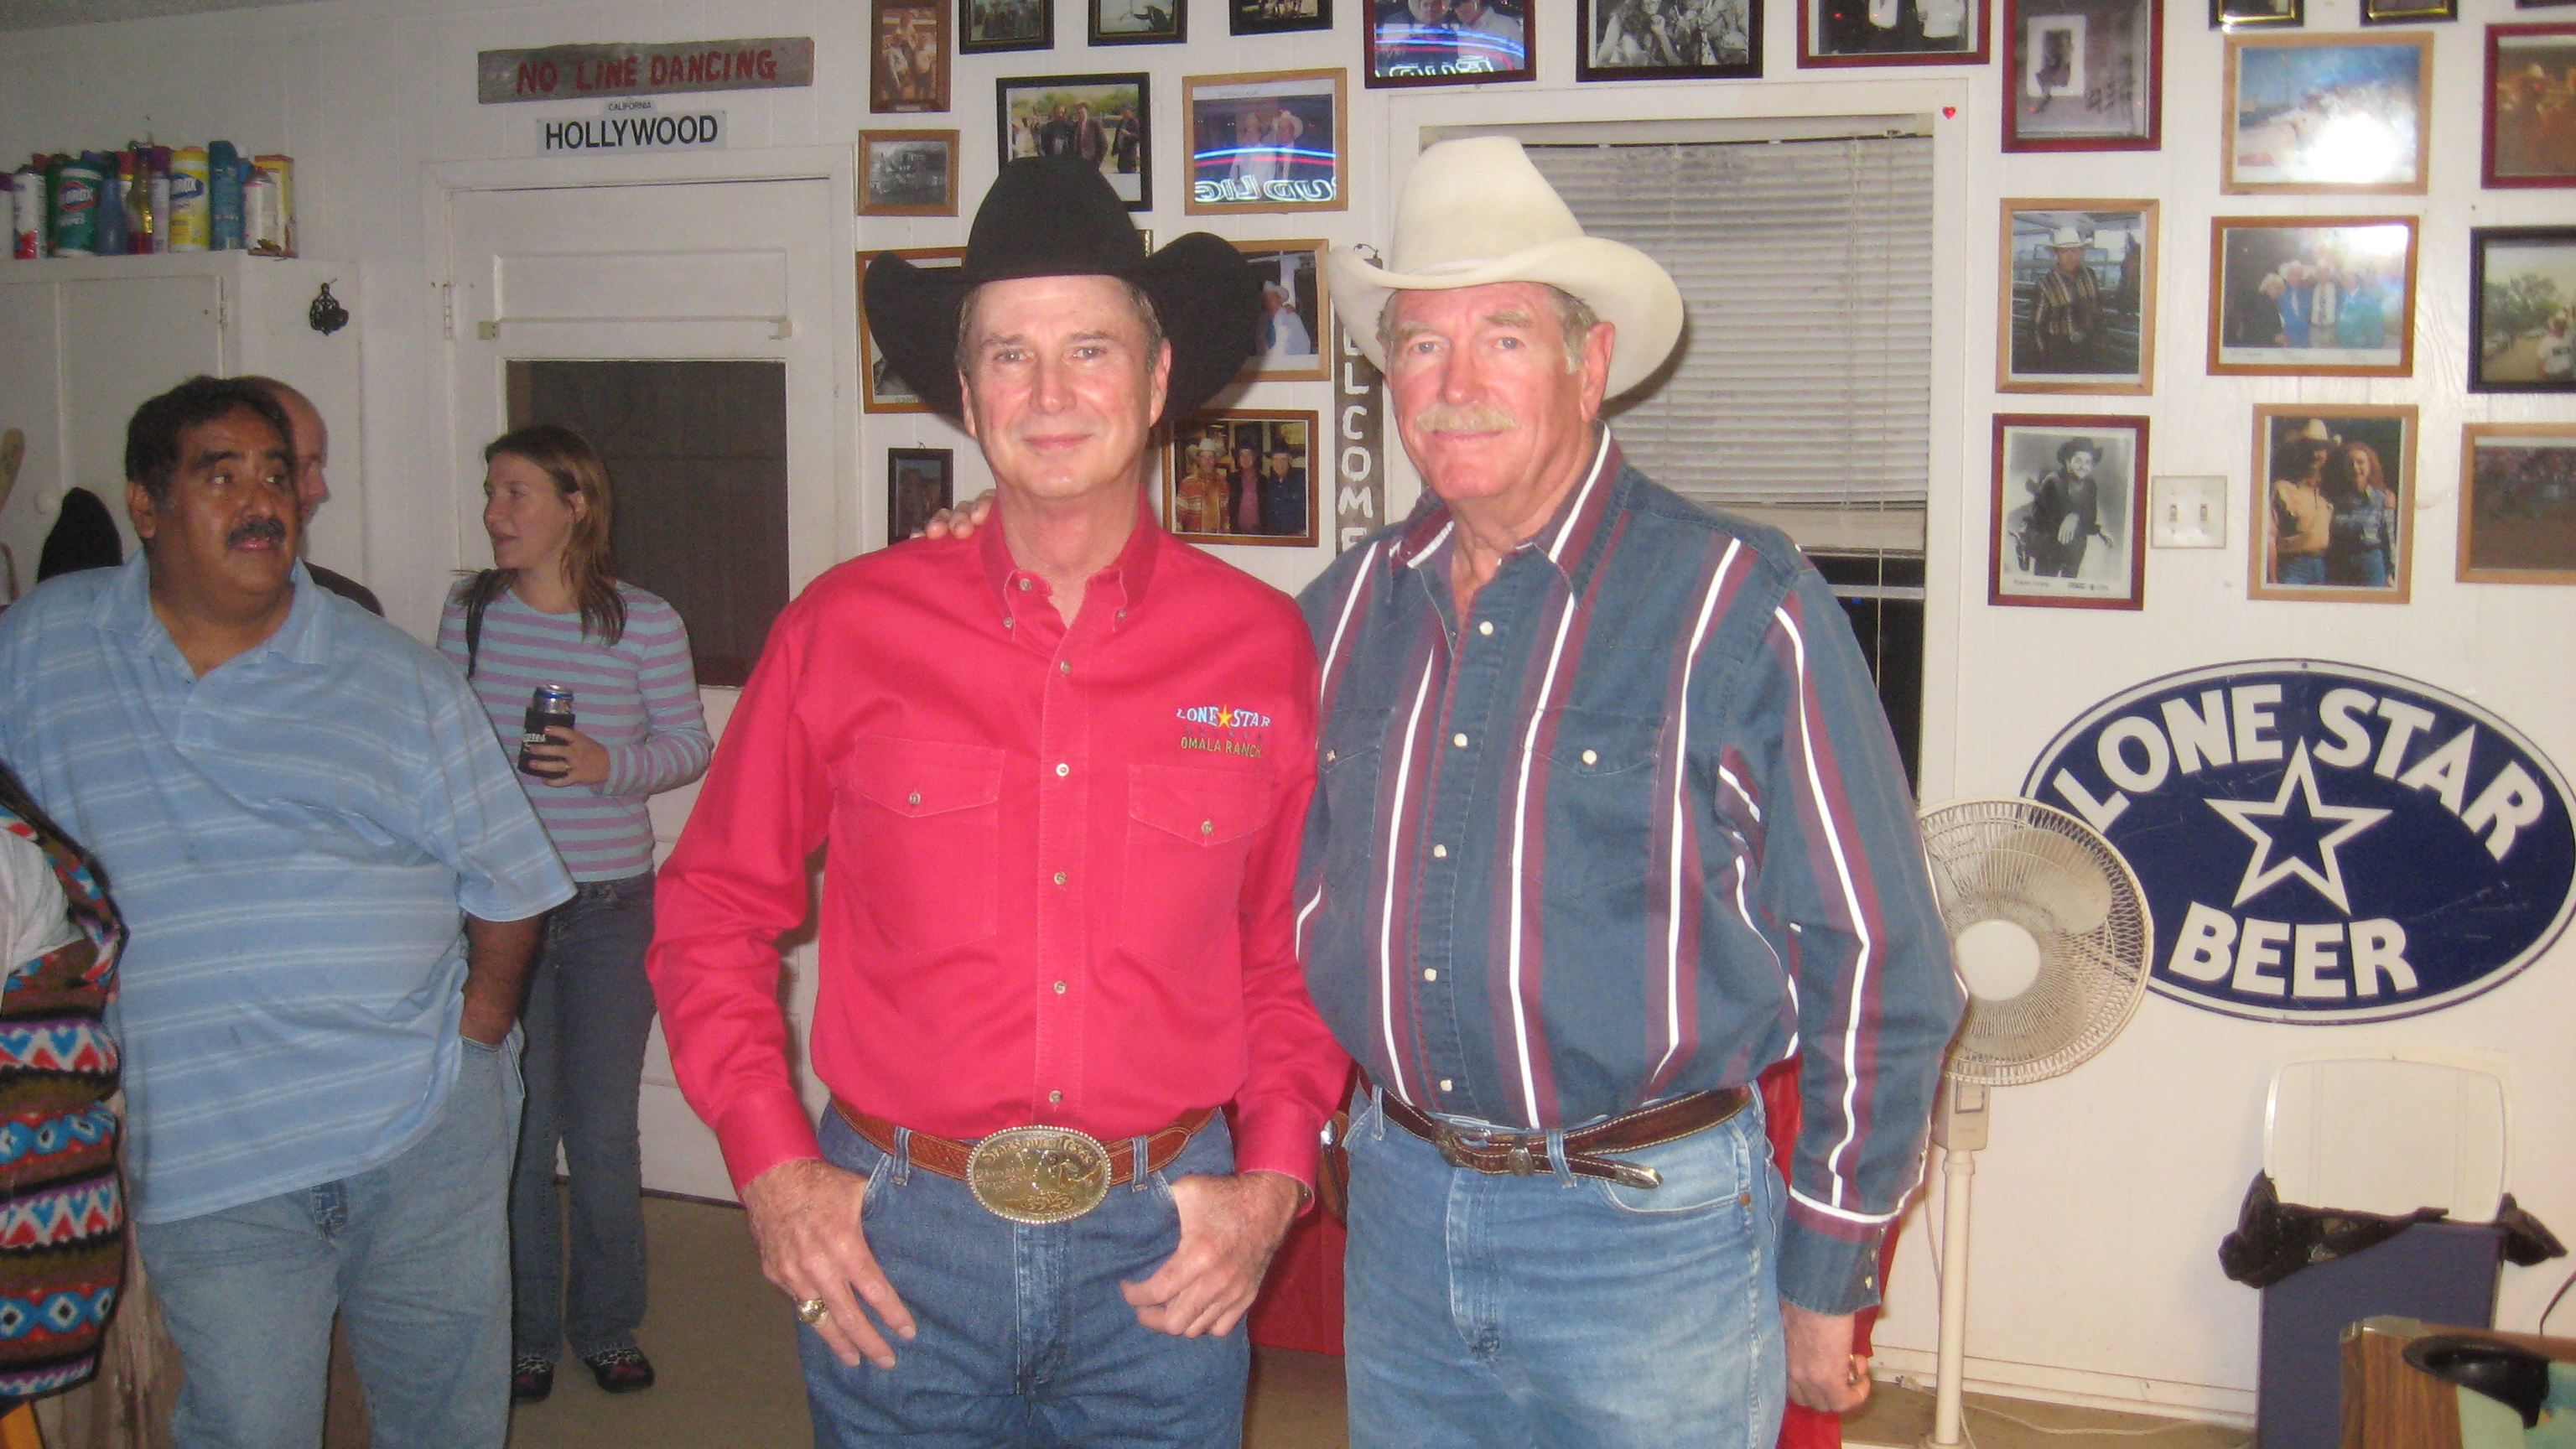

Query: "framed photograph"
left=1998, top=201, right=2158, bottom=392
left=1990, top=415, right=2148, bottom=609
left=2207, top=216, right=2416, bottom=377
left=1799, top=0, right=1988, bottom=66
left=2224, top=35, right=2429, bottom=193
left=2460, top=425, right=2576, bottom=584
left=888, top=449, right=956, bottom=543
left=1236, top=241, right=1331, bottom=380
left=1093, top=0, right=1187, bottom=44
left=1368, top=0, right=1535, bottom=86
left=2003, top=0, right=2160, bottom=148
left=860, top=247, right=963, bottom=414
left=1235, top=0, right=1335, bottom=33
left=2521, top=0, right=2576, bottom=9
left=1184, top=70, right=1348, bottom=213
left=2485, top=24, right=2576, bottom=187
left=999, top=74, right=1150, bottom=212
left=860, top=132, right=960, bottom=216
left=1577, top=0, right=1761, bottom=80
left=961, top=0, right=1053, bottom=51
left=2249, top=404, right=2416, bottom=604
left=873, top=0, right=953, bottom=112
left=2360, top=0, right=2450, bottom=22
left=2211, top=0, right=2298, bottom=28
left=1166, top=410, right=1320, bottom=546
left=2471, top=227, right=2576, bottom=392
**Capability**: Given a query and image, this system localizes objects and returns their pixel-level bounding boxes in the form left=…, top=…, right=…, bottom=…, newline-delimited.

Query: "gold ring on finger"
left=796, top=1297, right=829, bottom=1325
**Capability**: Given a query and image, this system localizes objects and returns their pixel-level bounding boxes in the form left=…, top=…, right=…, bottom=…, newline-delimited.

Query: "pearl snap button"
left=1478, top=621, right=1493, bottom=636
left=1581, top=749, right=1597, bottom=766
left=1055, top=762, right=1069, bottom=777
left=907, top=791, right=922, bottom=806
left=1452, top=733, right=1468, bottom=748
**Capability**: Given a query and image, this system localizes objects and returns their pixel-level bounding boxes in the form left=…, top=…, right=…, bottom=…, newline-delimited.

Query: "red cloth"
left=1767, top=1057, right=1898, bottom=1449
left=647, top=517, right=1350, bottom=1194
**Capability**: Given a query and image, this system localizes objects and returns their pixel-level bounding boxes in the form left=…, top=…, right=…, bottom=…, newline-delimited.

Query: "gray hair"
left=954, top=277, right=1166, bottom=376
left=1374, top=284, right=1600, bottom=373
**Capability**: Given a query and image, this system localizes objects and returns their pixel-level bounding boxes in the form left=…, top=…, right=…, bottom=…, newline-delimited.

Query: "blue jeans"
left=510, top=871, right=659, bottom=1361
left=135, top=1038, right=518, bottom=1449
left=1343, top=1088, right=1787, bottom=1449
left=800, top=1108, right=1248, bottom=1448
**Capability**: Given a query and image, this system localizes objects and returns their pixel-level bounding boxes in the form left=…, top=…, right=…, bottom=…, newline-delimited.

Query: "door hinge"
left=437, top=282, right=455, bottom=340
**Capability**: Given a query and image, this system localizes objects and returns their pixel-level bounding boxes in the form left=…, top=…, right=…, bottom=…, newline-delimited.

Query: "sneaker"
left=584, top=1346, right=657, bottom=1394
left=511, top=1356, right=556, bottom=1405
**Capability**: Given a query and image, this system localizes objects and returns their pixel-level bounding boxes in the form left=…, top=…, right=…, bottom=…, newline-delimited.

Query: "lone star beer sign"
left=2023, top=662, right=2575, bottom=1024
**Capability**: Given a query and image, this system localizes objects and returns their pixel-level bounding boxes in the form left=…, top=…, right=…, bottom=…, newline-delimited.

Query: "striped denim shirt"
left=0, top=558, right=574, bottom=1224
left=436, top=582, right=711, bottom=882
left=1294, top=435, right=1963, bottom=1313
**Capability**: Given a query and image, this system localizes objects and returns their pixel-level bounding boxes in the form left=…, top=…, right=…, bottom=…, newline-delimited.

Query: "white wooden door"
left=446, top=178, right=844, bottom=1202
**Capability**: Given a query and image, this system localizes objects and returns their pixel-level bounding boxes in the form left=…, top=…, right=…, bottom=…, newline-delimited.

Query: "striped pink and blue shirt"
left=1294, top=434, right=1962, bottom=1315
left=437, top=581, right=712, bottom=882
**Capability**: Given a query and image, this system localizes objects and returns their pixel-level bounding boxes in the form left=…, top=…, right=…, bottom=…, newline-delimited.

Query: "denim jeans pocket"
left=1590, top=1107, right=1759, bottom=1216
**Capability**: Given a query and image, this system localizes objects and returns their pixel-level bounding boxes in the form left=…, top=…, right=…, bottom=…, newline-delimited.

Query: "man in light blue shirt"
left=0, top=377, right=573, bottom=1448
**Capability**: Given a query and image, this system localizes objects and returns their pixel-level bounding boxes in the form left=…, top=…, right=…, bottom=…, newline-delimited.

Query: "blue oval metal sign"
left=2023, top=661, right=2576, bottom=1023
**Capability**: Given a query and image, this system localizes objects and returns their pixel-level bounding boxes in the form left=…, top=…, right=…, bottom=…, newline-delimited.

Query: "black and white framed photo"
left=1800, top=0, right=1989, bottom=66
left=1233, top=0, right=1334, bottom=30
left=887, top=449, right=956, bottom=544
left=2208, top=216, right=2416, bottom=377
left=1577, top=0, right=1760, bottom=80
left=999, top=73, right=1150, bottom=211
left=2003, top=0, right=2161, bottom=149
left=1184, top=70, right=1347, bottom=213
left=1235, top=241, right=1330, bottom=380
left=1093, top=0, right=1187, bottom=44
left=962, top=0, right=1053, bottom=50
left=1368, top=0, right=1535, bottom=86
left=2224, top=34, right=2429, bottom=194
left=2249, top=405, right=2415, bottom=603
left=860, top=131, right=960, bottom=216
left=1998, top=201, right=2158, bottom=392
left=2459, top=425, right=2576, bottom=584
left=1990, top=414, right=2148, bottom=610
left=1166, top=410, right=1321, bottom=546
left=860, top=247, right=963, bottom=413
left=2470, top=226, right=2576, bottom=393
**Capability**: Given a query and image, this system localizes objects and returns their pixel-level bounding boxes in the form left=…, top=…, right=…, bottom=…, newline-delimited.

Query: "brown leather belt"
left=1367, top=1077, right=1751, bottom=1192
left=834, top=1099, right=1217, bottom=1189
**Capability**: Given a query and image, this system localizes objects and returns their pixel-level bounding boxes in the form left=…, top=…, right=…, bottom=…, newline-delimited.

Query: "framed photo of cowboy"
left=2459, top=425, right=2576, bottom=584
left=2485, top=24, right=2576, bottom=187
left=1799, top=0, right=1989, bottom=66
left=1576, top=0, right=1762, bottom=81
left=1997, top=201, right=2158, bottom=392
left=2471, top=227, right=2576, bottom=392
left=998, top=74, right=1152, bottom=211
left=1367, top=0, right=1535, bottom=85
left=2248, top=403, right=2416, bottom=604
left=1184, top=70, right=1348, bottom=213
left=873, top=0, right=953, bottom=112
left=860, top=132, right=961, bottom=216
left=887, top=449, right=955, bottom=544
left=2207, top=216, right=2417, bottom=377
left=1093, top=0, right=1187, bottom=45
left=961, top=0, right=1052, bottom=51
left=2223, top=34, right=2430, bottom=194
left=1989, top=415, right=2148, bottom=610
left=859, top=247, right=963, bottom=413
left=1236, top=0, right=1335, bottom=32
left=1166, top=410, right=1320, bottom=547
left=2002, top=0, right=2161, bottom=149
left=1233, top=241, right=1330, bottom=381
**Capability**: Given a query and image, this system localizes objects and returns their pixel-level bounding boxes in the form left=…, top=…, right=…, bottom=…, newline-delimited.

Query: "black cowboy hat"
left=863, top=157, right=1261, bottom=422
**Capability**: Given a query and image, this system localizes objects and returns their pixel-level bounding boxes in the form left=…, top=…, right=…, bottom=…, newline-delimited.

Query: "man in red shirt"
left=646, top=158, right=1348, bottom=1446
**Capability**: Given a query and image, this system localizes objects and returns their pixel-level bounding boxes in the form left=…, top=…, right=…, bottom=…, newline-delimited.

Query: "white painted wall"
left=3, top=0, right=2567, bottom=1420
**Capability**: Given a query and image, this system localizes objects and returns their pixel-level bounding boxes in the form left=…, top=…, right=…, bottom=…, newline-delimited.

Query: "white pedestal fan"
left=1909, top=798, right=2153, bottom=1449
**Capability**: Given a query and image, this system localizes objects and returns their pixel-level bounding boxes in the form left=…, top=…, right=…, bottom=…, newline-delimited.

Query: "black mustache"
left=227, top=517, right=288, bottom=548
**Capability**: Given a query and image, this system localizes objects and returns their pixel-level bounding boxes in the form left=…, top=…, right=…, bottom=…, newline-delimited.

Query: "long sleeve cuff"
left=714, top=1085, right=826, bottom=1197
left=1779, top=1201, right=1892, bottom=1315
left=1229, top=1094, right=1326, bottom=1210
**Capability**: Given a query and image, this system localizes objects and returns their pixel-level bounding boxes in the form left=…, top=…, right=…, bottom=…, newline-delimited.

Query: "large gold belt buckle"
left=964, top=1125, right=1114, bottom=1224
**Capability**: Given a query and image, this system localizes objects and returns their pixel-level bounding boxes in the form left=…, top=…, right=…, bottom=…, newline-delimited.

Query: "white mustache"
left=1415, top=402, right=1518, bottom=434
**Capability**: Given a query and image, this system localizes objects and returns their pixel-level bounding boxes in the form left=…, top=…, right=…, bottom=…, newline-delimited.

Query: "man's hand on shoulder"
left=916, top=490, right=997, bottom=541
left=1120, top=1169, right=1301, bottom=1339
left=1782, top=1300, right=1871, bottom=1413
left=741, top=1157, right=917, bottom=1368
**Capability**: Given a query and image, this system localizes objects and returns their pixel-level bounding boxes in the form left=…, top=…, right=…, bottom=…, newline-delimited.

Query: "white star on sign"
left=2204, top=740, right=2391, bottom=915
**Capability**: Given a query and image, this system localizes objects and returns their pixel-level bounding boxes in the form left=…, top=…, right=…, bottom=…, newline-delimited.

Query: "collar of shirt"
left=1387, top=427, right=1620, bottom=585
left=975, top=496, right=1166, bottom=651
left=88, top=554, right=334, bottom=676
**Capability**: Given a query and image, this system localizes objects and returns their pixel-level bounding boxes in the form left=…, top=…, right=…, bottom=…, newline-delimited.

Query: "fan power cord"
left=1892, top=1377, right=2252, bottom=1443
left=2538, top=1262, right=2576, bottom=1336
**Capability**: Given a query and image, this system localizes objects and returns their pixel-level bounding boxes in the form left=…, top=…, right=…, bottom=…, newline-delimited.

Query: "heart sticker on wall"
left=1942, top=106, right=1957, bottom=118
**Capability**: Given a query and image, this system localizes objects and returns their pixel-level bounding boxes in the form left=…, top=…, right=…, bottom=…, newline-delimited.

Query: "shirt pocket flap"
left=1539, top=708, right=1665, bottom=776
left=1129, top=761, right=1276, bottom=846
left=840, top=737, right=1006, bottom=818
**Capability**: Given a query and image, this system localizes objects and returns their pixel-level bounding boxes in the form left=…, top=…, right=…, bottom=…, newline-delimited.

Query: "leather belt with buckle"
left=1367, top=1077, right=1752, bottom=1192
left=834, top=1099, right=1216, bottom=1225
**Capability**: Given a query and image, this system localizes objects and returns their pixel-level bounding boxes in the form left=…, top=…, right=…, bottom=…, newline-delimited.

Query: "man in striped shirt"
left=1301, top=138, right=1962, bottom=1442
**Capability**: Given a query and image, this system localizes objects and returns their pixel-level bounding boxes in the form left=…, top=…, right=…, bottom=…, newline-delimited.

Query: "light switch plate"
left=2149, top=475, right=2228, bottom=548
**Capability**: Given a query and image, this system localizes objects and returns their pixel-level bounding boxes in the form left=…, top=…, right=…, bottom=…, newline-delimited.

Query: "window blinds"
left=1520, top=132, right=1935, bottom=542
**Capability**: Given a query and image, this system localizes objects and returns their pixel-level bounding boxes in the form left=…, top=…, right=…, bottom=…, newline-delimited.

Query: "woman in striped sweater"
left=437, top=425, right=711, bottom=1405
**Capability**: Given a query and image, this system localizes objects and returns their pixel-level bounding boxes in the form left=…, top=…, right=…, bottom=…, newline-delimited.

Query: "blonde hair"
left=460, top=423, right=626, bottom=652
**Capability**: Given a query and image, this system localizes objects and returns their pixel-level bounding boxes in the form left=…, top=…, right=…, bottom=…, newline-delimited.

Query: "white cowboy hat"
left=2048, top=226, right=2088, bottom=249
left=1330, top=137, right=1685, bottom=399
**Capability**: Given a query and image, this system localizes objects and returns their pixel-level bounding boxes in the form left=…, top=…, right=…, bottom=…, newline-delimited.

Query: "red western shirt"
left=647, top=514, right=1347, bottom=1195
